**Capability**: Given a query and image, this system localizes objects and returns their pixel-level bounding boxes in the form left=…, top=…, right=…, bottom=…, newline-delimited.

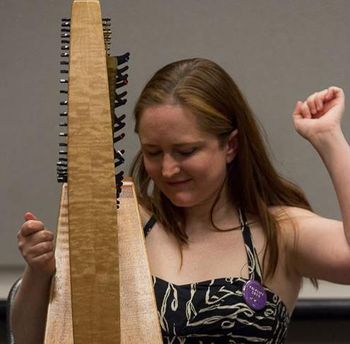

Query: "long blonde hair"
left=131, top=58, right=312, bottom=281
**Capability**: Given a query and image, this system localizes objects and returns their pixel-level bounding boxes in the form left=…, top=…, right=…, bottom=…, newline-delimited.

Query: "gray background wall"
left=0, top=0, right=349, bottom=342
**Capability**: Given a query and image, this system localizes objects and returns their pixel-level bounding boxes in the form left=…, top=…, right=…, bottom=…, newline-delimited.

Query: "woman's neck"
left=183, top=187, right=239, bottom=238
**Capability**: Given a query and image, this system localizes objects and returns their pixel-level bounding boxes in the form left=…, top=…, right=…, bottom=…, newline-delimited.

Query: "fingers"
left=24, top=211, right=38, bottom=222
left=292, top=101, right=304, bottom=119
left=293, top=99, right=313, bottom=119
left=18, top=212, right=55, bottom=259
left=305, top=89, right=328, bottom=116
left=21, top=240, right=55, bottom=262
left=20, top=218, right=45, bottom=237
left=325, top=86, right=344, bottom=102
left=295, top=87, right=343, bottom=119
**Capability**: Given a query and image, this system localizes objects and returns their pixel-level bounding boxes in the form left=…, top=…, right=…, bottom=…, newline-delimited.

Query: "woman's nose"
left=161, top=154, right=180, bottom=178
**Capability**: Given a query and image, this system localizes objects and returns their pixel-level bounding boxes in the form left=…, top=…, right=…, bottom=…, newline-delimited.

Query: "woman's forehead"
left=138, top=104, right=214, bottom=144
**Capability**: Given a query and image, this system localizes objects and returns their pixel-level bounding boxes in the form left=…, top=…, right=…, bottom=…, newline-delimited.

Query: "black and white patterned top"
left=144, top=210, right=290, bottom=343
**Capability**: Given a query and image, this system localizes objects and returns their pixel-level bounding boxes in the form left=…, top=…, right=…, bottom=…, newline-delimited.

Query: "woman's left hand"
left=292, top=86, right=345, bottom=144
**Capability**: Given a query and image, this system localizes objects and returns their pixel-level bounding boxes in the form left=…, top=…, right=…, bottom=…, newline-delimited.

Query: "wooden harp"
left=44, top=1, right=162, bottom=343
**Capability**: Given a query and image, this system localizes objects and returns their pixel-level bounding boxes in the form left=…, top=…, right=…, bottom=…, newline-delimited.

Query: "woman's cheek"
left=143, top=158, right=158, bottom=179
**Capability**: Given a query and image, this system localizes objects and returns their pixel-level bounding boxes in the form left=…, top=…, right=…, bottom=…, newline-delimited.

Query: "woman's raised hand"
left=17, top=212, right=56, bottom=277
left=292, top=86, right=345, bottom=145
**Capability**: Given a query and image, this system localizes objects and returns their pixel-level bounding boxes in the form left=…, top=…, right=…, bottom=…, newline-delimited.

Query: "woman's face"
left=138, top=104, right=237, bottom=209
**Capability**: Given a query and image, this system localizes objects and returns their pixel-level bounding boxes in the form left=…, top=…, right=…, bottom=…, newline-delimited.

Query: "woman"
left=13, top=58, right=350, bottom=343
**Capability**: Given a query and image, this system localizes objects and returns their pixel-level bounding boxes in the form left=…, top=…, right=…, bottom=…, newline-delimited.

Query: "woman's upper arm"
left=282, top=207, right=350, bottom=284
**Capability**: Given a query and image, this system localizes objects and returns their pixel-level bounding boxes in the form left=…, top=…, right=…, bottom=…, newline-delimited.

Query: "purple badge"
left=243, top=280, right=267, bottom=311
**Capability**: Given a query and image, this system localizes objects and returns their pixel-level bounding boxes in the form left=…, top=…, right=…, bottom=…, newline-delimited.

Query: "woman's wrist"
left=309, top=127, right=346, bottom=154
left=24, top=265, right=54, bottom=285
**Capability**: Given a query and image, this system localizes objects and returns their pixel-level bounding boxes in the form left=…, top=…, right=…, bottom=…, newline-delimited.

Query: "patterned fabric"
left=144, top=211, right=290, bottom=343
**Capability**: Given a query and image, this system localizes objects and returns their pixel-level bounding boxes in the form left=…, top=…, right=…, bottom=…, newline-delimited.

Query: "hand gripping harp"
left=45, top=1, right=162, bottom=343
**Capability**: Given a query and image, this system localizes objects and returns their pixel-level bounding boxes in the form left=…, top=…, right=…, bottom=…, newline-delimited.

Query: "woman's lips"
left=166, top=179, right=191, bottom=186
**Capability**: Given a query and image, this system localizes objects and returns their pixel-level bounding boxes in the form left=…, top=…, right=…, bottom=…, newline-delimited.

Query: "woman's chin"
left=166, top=194, right=196, bottom=208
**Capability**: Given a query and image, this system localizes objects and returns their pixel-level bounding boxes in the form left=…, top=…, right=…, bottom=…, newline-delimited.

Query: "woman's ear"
left=226, top=129, right=239, bottom=164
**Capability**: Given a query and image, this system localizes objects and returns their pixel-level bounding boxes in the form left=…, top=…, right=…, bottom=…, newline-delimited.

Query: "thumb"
left=24, top=212, right=38, bottom=221
left=292, top=101, right=303, bottom=120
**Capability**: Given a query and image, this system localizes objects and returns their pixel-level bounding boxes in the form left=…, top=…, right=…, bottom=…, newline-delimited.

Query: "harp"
left=44, top=1, right=162, bottom=343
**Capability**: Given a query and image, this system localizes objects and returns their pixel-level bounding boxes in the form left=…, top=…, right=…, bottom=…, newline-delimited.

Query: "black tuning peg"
left=117, top=52, right=130, bottom=65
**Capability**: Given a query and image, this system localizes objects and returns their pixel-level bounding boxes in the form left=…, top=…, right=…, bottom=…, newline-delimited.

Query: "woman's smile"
left=138, top=104, right=237, bottom=208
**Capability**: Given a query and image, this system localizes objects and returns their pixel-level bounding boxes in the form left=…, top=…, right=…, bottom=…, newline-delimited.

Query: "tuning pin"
left=60, top=90, right=68, bottom=95
left=117, top=71, right=128, bottom=79
left=59, top=132, right=67, bottom=137
left=60, top=100, right=68, bottom=106
left=57, top=165, right=67, bottom=172
left=61, top=27, right=70, bottom=33
left=117, top=52, right=130, bottom=65
left=60, top=78, right=68, bottom=83
left=61, top=18, right=71, bottom=22
left=60, top=61, right=69, bottom=65
left=116, top=80, right=128, bottom=88
left=115, top=170, right=124, bottom=192
left=61, top=45, right=70, bottom=51
left=61, top=33, right=70, bottom=38
left=59, top=122, right=67, bottom=127
left=115, top=98, right=127, bottom=108
left=117, top=65, right=129, bottom=75
left=61, top=39, right=70, bottom=45
left=113, top=133, right=125, bottom=143
left=116, top=78, right=128, bottom=88
left=57, top=176, right=67, bottom=183
left=116, top=90, right=127, bottom=99
left=114, top=149, right=125, bottom=168
left=61, top=21, right=70, bottom=28
left=113, top=114, right=126, bottom=131
left=60, top=111, right=68, bottom=117
left=116, top=70, right=128, bottom=81
left=115, top=170, right=124, bottom=183
left=115, top=91, right=128, bottom=107
left=60, top=52, right=69, bottom=58
left=59, top=142, right=68, bottom=147
left=57, top=160, right=67, bottom=167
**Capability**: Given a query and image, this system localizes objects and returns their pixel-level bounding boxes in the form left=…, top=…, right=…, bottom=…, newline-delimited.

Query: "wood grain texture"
left=67, top=0, right=120, bottom=342
left=45, top=1, right=162, bottom=342
left=119, top=180, right=163, bottom=343
left=44, top=184, right=74, bottom=344
left=44, top=181, right=163, bottom=343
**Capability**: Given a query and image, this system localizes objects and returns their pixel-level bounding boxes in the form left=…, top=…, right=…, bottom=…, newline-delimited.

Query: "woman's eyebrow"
left=141, top=141, right=204, bottom=148
left=173, top=141, right=203, bottom=147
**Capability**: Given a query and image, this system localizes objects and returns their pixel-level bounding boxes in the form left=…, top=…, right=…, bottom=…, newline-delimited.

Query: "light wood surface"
left=61, top=0, right=120, bottom=342
left=44, top=182, right=163, bottom=343
left=44, top=184, right=73, bottom=344
left=118, top=180, right=163, bottom=343
left=44, top=0, right=162, bottom=343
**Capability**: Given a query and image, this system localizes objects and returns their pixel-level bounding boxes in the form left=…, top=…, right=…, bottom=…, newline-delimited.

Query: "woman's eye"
left=179, top=148, right=197, bottom=156
left=144, top=150, right=161, bottom=157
